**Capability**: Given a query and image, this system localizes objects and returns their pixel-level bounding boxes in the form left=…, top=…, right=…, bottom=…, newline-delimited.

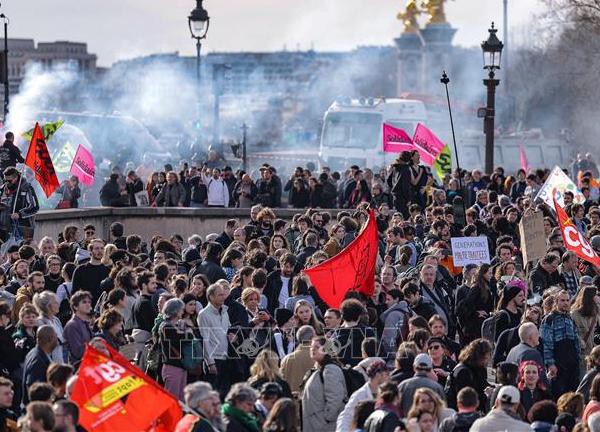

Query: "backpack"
left=318, top=362, right=365, bottom=402
left=481, top=310, right=509, bottom=343
left=444, top=363, right=471, bottom=410
left=57, top=284, right=73, bottom=326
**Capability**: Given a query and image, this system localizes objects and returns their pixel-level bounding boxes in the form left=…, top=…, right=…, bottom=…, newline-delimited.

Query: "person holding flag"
left=0, top=167, right=39, bottom=241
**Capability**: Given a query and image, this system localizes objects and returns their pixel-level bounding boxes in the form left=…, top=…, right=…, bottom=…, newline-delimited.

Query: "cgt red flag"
left=71, top=340, right=182, bottom=432
left=553, top=192, right=600, bottom=267
left=24, top=122, right=59, bottom=197
left=305, top=209, right=378, bottom=308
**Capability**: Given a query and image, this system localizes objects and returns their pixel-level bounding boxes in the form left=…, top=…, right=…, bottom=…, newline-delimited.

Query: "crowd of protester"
left=4, top=128, right=600, bottom=430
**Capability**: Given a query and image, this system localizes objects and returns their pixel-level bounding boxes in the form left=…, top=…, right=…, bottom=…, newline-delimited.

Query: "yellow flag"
left=434, top=144, right=452, bottom=180
left=22, top=120, right=64, bottom=141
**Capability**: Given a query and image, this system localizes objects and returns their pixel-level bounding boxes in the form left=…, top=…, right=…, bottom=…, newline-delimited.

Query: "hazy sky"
left=5, top=0, right=543, bottom=66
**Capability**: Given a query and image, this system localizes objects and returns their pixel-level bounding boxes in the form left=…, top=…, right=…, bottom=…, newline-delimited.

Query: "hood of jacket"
left=380, top=301, right=411, bottom=322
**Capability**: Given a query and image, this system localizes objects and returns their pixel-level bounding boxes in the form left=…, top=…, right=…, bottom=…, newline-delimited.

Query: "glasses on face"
left=428, top=345, right=442, bottom=350
left=86, top=231, right=95, bottom=235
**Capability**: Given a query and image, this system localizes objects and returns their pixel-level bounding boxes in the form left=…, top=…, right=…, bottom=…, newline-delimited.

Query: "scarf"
left=221, top=402, right=260, bottom=432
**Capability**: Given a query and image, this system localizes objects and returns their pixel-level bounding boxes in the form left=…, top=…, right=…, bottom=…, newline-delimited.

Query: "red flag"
left=71, top=340, right=182, bottom=432
left=553, top=192, right=600, bottom=267
left=305, top=209, right=378, bottom=308
left=24, top=122, right=59, bottom=197
left=519, top=145, right=529, bottom=173
left=383, top=123, right=413, bottom=153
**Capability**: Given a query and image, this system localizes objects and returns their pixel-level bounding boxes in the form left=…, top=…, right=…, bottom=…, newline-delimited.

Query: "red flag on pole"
left=553, top=191, right=600, bottom=267
left=305, top=209, right=378, bottom=308
left=24, top=122, right=59, bottom=197
left=70, top=340, right=182, bottom=432
left=519, top=145, right=529, bottom=173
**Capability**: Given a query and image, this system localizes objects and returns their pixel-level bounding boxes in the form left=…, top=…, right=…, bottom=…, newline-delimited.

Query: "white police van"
left=318, top=98, right=428, bottom=171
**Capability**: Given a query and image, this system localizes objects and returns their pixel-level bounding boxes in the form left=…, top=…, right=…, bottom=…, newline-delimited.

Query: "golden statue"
left=422, top=0, right=448, bottom=25
left=397, top=0, right=421, bottom=34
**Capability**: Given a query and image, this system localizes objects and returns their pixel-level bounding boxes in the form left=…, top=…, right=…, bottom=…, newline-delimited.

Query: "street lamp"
left=188, top=0, right=210, bottom=82
left=481, top=22, right=503, bottom=174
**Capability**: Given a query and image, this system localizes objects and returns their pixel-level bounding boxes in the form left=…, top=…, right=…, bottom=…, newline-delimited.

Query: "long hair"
left=262, top=398, right=298, bottom=432
left=249, top=349, right=282, bottom=382
left=572, top=286, right=599, bottom=317
left=407, top=387, right=446, bottom=422
left=473, top=264, right=492, bottom=306
left=294, top=300, right=324, bottom=335
left=458, top=338, right=492, bottom=368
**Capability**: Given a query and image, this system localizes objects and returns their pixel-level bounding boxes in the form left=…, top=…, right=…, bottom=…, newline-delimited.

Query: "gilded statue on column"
left=397, top=0, right=421, bottom=34
left=422, top=0, right=448, bottom=25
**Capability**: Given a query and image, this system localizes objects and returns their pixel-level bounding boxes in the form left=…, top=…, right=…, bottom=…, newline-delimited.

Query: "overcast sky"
left=4, top=0, right=543, bottom=66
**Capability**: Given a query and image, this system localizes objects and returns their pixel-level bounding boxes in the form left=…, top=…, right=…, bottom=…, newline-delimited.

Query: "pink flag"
left=69, top=144, right=95, bottom=186
left=412, top=123, right=446, bottom=156
left=519, top=145, right=529, bottom=173
left=383, top=123, right=413, bottom=153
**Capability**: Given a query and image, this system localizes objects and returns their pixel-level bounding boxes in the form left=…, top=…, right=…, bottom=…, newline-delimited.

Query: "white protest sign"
left=535, top=165, right=585, bottom=208
left=451, top=236, right=490, bottom=266
left=134, top=190, right=150, bottom=207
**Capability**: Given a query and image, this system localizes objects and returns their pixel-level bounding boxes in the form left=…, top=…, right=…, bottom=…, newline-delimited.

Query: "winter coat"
left=301, top=363, right=347, bottom=432
left=379, top=301, right=412, bottom=362
left=336, top=382, right=375, bottom=432
left=155, top=182, right=186, bottom=207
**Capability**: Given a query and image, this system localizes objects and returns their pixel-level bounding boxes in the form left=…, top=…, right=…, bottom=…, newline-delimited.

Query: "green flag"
left=434, top=144, right=452, bottom=181
left=22, top=120, right=64, bottom=141
left=52, top=141, right=77, bottom=173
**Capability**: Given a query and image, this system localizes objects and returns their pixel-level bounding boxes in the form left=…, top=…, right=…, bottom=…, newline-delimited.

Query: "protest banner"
left=383, top=123, right=413, bottom=153
left=434, top=144, right=451, bottom=181
left=519, top=210, right=546, bottom=264
left=135, top=190, right=150, bottom=207
left=450, top=236, right=490, bottom=266
left=535, top=165, right=585, bottom=208
left=69, top=144, right=95, bottom=186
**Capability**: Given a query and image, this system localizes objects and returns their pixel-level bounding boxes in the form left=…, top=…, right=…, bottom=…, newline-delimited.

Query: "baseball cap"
left=413, top=353, right=433, bottom=370
left=496, top=385, right=520, bottom=404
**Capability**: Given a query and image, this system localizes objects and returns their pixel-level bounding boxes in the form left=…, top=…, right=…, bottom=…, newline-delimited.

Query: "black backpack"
left=444, top=363, right=471, bottom=410
left=57, top=284, right=73, bottom=326
left=318, top=362, right=365, bottom=402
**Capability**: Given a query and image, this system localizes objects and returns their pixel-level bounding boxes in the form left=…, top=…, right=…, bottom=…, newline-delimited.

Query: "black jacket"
left=0, top=140, right=24, bottom=171
left=528, top=262, right=561, bottom=295
left=100, top=179, right=125, bottom=207
left=190, top=259, right=227, bottom=284
left=364, top=408, right=403, bottom=432
left=126, top=178, right=144, bottom=206
left=265, top=270, right=296, bottom=314
left=256, top=178, right=281, bottom=208
left=447, top=362, right=489, bottom=412
left=0, top=326, right=19, bottom=376
left=0, top=179, right=39, bottom=229
left=23, top=346, right=51, bottom=404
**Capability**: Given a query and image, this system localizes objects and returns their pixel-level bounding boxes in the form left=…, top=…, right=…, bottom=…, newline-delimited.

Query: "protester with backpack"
left=301, top=336, right=347, bottom=432
left=445, top=339, right=492, bottom=412
left=336, top=359, right=389, bottom=432
left=379, top=289, right=412, bottom=365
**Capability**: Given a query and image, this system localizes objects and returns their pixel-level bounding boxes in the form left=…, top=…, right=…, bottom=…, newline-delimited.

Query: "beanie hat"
left=274, top=308, right=294, bottom=327
left=503, top=284, right=522, bottom=303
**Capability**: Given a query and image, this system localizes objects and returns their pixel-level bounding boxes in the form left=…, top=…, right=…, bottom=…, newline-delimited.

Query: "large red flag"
left=305, top=209, right=378, bottom=308
left=553, top=192, right=600, bottom=267
left=24, top=122, right=59, bottom=197
left=71, top=340, right=182, bottom=432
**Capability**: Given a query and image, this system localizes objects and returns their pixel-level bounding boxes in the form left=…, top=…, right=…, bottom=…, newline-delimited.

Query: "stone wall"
left=32, top=207, right=340, bottom=242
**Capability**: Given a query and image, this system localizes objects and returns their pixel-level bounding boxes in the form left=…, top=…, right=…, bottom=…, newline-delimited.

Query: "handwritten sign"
left=519, top=210, right=546, bottom=264
left=451, top=236, right=490, bottom=266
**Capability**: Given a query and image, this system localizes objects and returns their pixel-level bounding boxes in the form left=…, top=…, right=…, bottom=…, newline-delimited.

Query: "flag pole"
left=11, top=163, right=25, bottom=215
left=440, top=71, right=467, bottom=219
